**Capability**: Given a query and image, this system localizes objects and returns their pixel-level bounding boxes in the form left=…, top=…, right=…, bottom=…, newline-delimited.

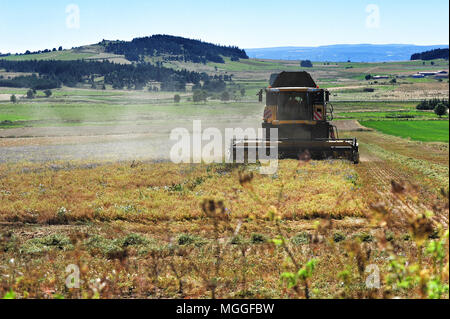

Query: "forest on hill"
left=101, top=34, right=249, bottom=63
left=411, top=48, right=449, bottom=61
left=0, top=59, right=213, bottom=91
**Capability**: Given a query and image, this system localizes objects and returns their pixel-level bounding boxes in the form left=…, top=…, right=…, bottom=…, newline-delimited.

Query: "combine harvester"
left=230, top=72, right=360, bottom=164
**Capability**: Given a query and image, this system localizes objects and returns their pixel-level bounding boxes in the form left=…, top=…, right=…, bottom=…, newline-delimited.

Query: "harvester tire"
left=353, top=152, right=360, bottom=165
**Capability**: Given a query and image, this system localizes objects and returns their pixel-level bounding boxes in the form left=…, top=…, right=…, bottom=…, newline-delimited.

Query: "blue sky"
left=0, top=0, right=448, bottom=53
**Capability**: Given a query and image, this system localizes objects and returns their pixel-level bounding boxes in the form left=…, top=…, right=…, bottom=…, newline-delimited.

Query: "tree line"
left=0, top=47, right=63, bottom=57
left=416, top=98, right=449, bottom=118
left=0, top=59, right=212, bottom=91
left=300, top=60, right=313, bottom=68
left=416, top=98, right=449, bottom=110
left=0, top=74, right=59, bottom=90
left=411, top=48, right=449, bottom=61
left=100, top=34, right=249, bottom=64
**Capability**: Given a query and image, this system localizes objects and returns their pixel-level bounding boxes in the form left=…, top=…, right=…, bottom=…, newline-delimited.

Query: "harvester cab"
left=230, top=71, right=360, bottom=164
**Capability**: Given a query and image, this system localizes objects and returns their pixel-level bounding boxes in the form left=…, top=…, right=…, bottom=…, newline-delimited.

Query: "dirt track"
left=0, top=121, right=257, bottom=163
left=0, top=135, right=172, bottom=163
left=0, top=94, right=11, bottom=102
left=332, top=120, right=372, bottom=132
left=0, top=120, right=375, bottom=163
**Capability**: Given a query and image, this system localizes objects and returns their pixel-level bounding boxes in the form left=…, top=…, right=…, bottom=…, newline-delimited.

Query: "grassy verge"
left=360, top=120, right=449, bottom=143
left=337, top=110, right=444, bottom=121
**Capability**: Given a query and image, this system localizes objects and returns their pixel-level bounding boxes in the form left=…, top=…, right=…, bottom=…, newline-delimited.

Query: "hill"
left=246, top=44, right=449, bottom=62
left=1, top=35, right=249, bottom=65
left=100, top=34, right=248, bottom=64
left=411, top=48, right=449, bottom=61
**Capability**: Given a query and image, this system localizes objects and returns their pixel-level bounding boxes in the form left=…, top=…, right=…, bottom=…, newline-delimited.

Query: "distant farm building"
left=410, top=70, right=448, bottom=79
left=373, top=75, right=389, bottom=80
left=419, top=71, right=438, bottom=76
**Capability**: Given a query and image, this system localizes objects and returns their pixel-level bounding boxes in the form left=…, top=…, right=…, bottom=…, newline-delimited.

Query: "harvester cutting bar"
left=230, top=138, right=359, bottom=164
left=277, top=138, right=358, bottom=150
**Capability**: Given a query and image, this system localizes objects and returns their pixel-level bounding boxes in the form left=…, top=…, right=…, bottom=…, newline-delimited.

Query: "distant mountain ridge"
left=246, top=44, right=449, bottom=62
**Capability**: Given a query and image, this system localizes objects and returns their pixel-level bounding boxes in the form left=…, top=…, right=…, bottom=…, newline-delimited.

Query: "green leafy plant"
left=281, top=259, right=317, bottom=298
left=2, top=290, right=16, bottom=299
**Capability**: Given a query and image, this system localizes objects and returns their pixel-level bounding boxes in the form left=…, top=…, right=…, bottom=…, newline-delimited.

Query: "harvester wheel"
left=352, top=152, right=360, bottom=164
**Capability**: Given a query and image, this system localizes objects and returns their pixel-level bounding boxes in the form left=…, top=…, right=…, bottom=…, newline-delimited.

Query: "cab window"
left=277, top=92, right=309, bottom=120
